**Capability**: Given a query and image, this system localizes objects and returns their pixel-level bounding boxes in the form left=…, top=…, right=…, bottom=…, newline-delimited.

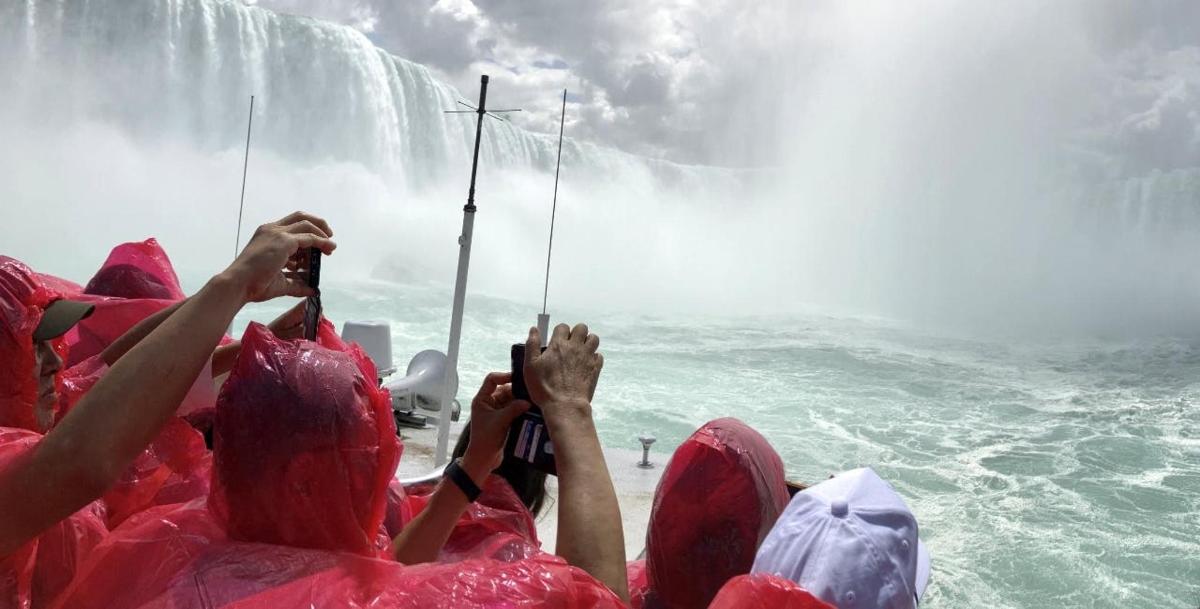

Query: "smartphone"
left=303, top=248, right=322, bottom=341
left=505, top=343, right=557, bottom=476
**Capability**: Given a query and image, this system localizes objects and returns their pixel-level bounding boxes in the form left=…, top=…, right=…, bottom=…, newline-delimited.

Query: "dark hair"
left=452, top=423, right=548, bottom=517
left=785, top=480, right=809, bottom=497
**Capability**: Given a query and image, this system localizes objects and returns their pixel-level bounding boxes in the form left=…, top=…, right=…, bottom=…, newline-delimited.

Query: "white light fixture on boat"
left=341, top=320, right=396, bottom=377
left=387, top=349, right=458, bottom=415
left=342, top=321, right=459, bottom=428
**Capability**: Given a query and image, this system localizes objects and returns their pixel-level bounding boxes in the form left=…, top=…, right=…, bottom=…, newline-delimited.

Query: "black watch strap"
left=443, top=458, right=482, bottom=502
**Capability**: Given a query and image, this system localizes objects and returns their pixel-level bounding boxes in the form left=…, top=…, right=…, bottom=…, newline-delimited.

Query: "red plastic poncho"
left=50, top=501, right=624, bottom=609
left=29, top=499, right=108, bottom=609
left=64, top=238, right=184, bottom=367
left=56, top=351, right=217, bottom=433
left=646, top=418, right=790, bottom=609
left=381, top=478, right=415, bottom=540
left=220, top=551, right=625, bottom=609
left=54, top=355, right=107, bottom=422
left=63, top=296, right=175, bottom=367
left=209, top=321, right=402, bottom=555
left=0, top=427, right=109, bottom=609
left=82, top=238, right=185, bottom=301
left=0, top=257, right=67, bottom=432
left=627, top=558, right=657, bottom=609
left=33, top=274, right=83, bottom=300
left=50, top=354, right=212, bottom=530
left=402, top=474, right=542, bottom=563
left=708, top=574, right=835, bottom=609
left=100, top=417, right=212, bottom=530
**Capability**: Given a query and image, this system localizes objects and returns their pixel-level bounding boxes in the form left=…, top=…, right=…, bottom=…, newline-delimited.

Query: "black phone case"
left=505, top=343, right=557, bottom=476
left=303, top=248, right=322, bottom=341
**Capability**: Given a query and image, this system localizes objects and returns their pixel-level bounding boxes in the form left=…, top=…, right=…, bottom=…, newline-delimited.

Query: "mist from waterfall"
left=2, top=0, right=1198, bottom=336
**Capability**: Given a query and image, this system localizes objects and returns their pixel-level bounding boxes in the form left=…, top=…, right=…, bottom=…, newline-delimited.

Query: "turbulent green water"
left=231, top=278, right=1200, bottom=608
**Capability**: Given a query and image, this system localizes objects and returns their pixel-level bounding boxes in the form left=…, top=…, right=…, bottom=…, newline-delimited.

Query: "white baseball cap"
left=751, top=467, right=931, bottom=609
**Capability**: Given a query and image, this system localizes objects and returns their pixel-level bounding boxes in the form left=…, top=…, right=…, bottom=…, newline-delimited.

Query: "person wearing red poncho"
left=626, top=417, right=792, bottom=609
left=44, top=315, right=626, bottom=608
left=395, top=323, right=631, bottom=602
left=0, top=212, right=337, bottom=596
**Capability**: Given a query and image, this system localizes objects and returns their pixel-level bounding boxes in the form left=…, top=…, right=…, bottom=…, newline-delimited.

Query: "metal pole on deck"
left=436, top=75, right=490, bottom=466
left=436, top=76, right=520, bottom=466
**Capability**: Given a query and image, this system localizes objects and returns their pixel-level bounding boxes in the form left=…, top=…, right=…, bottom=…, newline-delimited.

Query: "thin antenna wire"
left=542, top=89, right=567, bottom=315
left=234, top=95, right=254, bottom=259
left=448, top=100, right=521, bottom=122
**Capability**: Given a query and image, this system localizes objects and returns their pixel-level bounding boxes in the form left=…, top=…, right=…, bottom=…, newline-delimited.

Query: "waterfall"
left=2, top=0, right=1199, bottom=332
left=0, top=0, right=740, bottom=192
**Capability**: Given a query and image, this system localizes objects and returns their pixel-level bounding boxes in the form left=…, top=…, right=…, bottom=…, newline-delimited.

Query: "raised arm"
left=524, top=323, right=628, bottom=602
left=100, top=301, right=185, bottom=366
left=210, top=300, right=308, bottom=376
left=391, top=372, right=530, bottom=564
left=0, top=212, right=336, bottom=556
left=105, top=292, right=308, bottom=377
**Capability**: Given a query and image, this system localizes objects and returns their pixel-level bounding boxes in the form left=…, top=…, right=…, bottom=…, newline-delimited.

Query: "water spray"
left=435, top=75, right=520, bottom=466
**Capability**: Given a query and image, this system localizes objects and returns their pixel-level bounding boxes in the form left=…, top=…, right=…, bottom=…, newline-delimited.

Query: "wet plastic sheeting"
left=83, top=238, right=185, bottom=301
left=646, top=417, right=791, bottom=609
left=707, top=574, right=835, bottom=609
left=55, top=355, right=106, bottom=422
left=100, top=417, right=212, bottom=530
left=65, top=238, right=185, bottom=367
left=30, top=500, right=107, bottom=609
left=210, top=321, right=401, bottom=555
left=62, top=296, right=175, bottom=367
left=0, top=427, right=109, bottom=609
left=626, top=558, right=658, bottom=609
left=32, top=274, right=83, bottom=300
left=50, top=498, right=623, bottom=609
left=221, top=551, right=626, bottom=609
left=403, top=474, right=542, bottom=563
left=381, top=478, right=415, bottom=540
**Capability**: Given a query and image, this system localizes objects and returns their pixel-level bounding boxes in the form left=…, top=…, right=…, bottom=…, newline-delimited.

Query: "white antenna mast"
left=233, top=95, right=254, bottom=259
left=434, top=75, right=520, bottom=466
left=537, top=89, right=568, bottom=346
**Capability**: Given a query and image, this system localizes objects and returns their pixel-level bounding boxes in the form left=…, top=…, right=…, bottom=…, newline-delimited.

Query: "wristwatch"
left=443, top=458, right=482, bottom=502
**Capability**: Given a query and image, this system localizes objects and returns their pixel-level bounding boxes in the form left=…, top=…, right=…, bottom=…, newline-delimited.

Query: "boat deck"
left=394, top=420, right=664, bottom=559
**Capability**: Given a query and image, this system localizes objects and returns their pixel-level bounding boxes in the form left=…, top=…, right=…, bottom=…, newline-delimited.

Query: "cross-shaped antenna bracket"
left=444, top=99, right=522, bottom=122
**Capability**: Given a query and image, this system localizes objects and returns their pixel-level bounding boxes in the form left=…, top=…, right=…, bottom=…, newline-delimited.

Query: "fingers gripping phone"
left=303, top=248, right=322, bottom=341
left=505, top=343, right=557, bottom=476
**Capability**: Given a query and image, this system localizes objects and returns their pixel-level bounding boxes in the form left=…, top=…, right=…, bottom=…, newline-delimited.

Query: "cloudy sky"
left=243, top=0, right=1200, bottom=172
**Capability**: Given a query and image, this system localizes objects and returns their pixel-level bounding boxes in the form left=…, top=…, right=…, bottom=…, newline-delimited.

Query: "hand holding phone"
left=505, top=343, right=557, bottom=475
